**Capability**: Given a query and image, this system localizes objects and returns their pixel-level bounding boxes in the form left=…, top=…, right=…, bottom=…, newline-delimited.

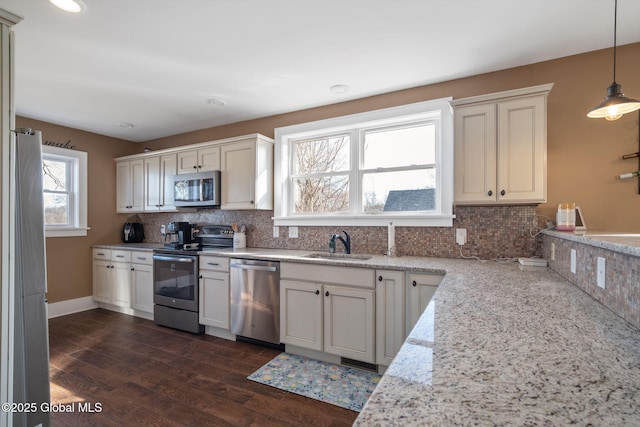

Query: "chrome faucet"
left=329, top=230, right=351, bottom=254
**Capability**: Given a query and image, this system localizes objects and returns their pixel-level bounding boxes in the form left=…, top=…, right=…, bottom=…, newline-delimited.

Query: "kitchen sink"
left=304, top=253, right=372, bottom=261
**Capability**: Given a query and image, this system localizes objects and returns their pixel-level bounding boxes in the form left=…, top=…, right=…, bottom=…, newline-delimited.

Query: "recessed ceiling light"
left=48, top=0, right=87, bottom=13
left=330, top=84, right=350, bottom=94
left=207, top=98, right=228, bottom=107
left=117, top=122, right=135, bottom=128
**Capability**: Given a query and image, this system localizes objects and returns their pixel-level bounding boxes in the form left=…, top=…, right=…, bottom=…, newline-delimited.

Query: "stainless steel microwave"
left=174, top=171, right=221, bottom=207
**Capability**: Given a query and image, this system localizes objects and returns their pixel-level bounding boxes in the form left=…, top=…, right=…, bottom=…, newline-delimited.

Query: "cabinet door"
left=454, top=103, right=497, bottom=203
left=177, top=149, right=199, bottom=174
left=131, top=263, right=154, bottom=313
left=160, top=153, right=177, bottom=210
left=197, top=146, right=221, bottom=172
left=144, top=156, right=161, bottom=211
left=406, top=273, right=442, bottom=336
left=324, top=285, right=375, bottom=363
left=199, top=270, right=230, bottom=329
left=376, top=270, right=405, bottom=366
left=130, top=159, right=145, bottom=212
left=111, top=261, right=132, bottom=307
left=496, top=96, right=546, bottom=203
left=93, top=259, right=111, bottom=303
left=280, top=280, right=323, bottom=350
left=116, top=161, right=132, bottom=212
left=221, top=140, right=255, bottom=210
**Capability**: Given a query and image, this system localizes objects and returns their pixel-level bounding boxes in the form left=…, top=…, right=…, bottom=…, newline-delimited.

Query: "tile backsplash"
left=139, top=205, right=541, bottom=259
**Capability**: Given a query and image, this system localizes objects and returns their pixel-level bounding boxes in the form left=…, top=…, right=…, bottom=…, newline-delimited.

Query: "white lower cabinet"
left=92, top=249, right=131, bottom=308
left=130, top=251, right=154, bottom=314
left=375, top=270, right=405, bottom=366
left=280, top=263, right=375, bottom=364
left=406, top=272, right=443, bottom=335
left=199, top=256, right=230, bottom=330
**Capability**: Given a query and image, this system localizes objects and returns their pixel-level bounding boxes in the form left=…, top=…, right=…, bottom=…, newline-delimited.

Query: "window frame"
left=274, top=98, right=454, bottom=227
left=42, top=145, right=88, bottom=237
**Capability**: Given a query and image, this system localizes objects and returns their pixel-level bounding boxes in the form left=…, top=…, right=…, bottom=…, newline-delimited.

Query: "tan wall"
left=145, top=43, right=640, bottom=233
left=16, top=117, right=137, bottom=303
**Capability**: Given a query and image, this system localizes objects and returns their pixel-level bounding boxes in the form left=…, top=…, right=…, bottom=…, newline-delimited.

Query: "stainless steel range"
left=152, top=224, right=233, bottom=334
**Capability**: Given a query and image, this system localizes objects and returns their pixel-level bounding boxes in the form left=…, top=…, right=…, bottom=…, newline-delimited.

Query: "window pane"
left=43, top=158, right=68, bottom=191
left=293, top=135, right=350, bottom=174
left=43, top=193, right=69, bottom=225
left=293, top=176, right=349, bottom=213
left=363, top=124, right=435, bottom=169
left=363, top=169, right=436, bottom=213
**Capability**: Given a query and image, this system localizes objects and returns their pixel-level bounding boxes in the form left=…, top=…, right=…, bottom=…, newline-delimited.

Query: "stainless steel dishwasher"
left=230, top=258, right=281, bottom=345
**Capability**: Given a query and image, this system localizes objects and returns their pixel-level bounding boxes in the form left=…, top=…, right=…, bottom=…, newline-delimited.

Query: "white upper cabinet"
left=177, top=145, right=220, bottom=174
left=144, top=153, right=177, bottom=211
left=221, top=136, right=273, bottom=210
left=451, top=84, right=553, bottom=205
left=116, top=159, right=144, bottom=213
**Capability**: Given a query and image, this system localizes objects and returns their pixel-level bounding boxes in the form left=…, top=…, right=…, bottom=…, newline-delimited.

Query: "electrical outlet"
left=273, top=226, right=279, bottom=238
left=570, top=249, right=577, bottom=274
left=456, top=228, right=467, bottom=245
left=550, top=243, right=555, bottom=261
left=288, top=226, right=298, bottom=238
left=597, top=257, right=606, bottom=289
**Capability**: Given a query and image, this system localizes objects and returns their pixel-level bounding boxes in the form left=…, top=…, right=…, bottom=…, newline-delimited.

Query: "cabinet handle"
left=487, top=190, right=493, bottom=196
left=315, top=290, right=320, bottom=295
left=137, top=257, right=147, bottom=260
left=199, top=275, right=203, bottom=279
left=378, top=275, right=383, bottom=282
left=131, top=267, right=134, bottom=271
left=412, top=280, right=417, bottom=287
left=115, top=255, right=124, bottom=258
left=325, top=291, right=329, bottom=297
left=250, top=200, right=254, bottom=204
left=207, top=262, right=219, bottom=266
left=193, top=165, right=197, bottom=169
left=500, top=189, right=506, bottom=196
left=97, top=252, right=106, bottom=256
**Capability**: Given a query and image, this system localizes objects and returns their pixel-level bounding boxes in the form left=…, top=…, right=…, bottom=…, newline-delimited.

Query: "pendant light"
left=587, top=0, right=640, bottom=121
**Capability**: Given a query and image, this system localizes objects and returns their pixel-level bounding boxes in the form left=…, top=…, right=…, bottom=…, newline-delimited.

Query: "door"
left=496, top=96, right=546, bottom=203
left=324, top=285, right=375, bottom=363
left=112, top=261, right=132, bottom=307
left=144, top=156, right=161, bottom=211
left=454, top=103, right=497, bottom=203
left=131, top=263, right=154, bottom=313
left=199, top=270, right=230, bottom=329
left=93, top=259, right=111, bottom=303
left=376, top=270, right=405, bottom=366
left=280, top=280, right=323, bottom=350
left=406, top=273, right=442, bottom=336
left=221, top=140, right=255, bottom=209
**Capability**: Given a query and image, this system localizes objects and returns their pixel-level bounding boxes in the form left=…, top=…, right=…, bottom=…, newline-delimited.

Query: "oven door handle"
left=153, top=255, right=195, bottom=263
left=230, top=263, right=277, bottom=272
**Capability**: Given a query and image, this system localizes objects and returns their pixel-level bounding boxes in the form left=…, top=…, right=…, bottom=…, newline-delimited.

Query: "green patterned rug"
left=247, top=353, right=381, bottom=412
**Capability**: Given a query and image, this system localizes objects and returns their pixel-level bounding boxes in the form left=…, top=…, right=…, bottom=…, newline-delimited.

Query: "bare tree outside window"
left=42, top=158, right=69, bottom=225
left=293, top=135, right=349, bottom=213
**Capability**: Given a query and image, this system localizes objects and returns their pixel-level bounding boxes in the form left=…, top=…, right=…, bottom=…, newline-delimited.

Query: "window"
left=274, top=98, right=454, bottom=226
left=42, top=146, right=88, bottom=237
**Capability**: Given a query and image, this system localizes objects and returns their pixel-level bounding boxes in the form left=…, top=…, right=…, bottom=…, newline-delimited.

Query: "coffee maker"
left=164, top=222, right=197, bottom=250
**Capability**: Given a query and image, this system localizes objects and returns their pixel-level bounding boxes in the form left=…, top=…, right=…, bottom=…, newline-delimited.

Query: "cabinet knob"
left=378, top=275, right=383, bottom=282
left=500, top=189, right=506, bottom=196
left=325, top=291, right=329, bottom=297
left=130, top=267, right=134, bottom=271
left=315, top=290, right=320, bottom=295
left=199, top=275, right=203, bottom=279
left=412, top=280, right=417, bottom=287
left=487, top=190, right=493, bottom=196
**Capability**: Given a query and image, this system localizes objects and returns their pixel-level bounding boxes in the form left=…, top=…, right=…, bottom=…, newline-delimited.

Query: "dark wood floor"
left=48, top=309, right=358, bottom=426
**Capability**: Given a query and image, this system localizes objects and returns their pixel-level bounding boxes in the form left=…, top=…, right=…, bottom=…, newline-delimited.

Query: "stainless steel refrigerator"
left=12, top=129, right=50, bottom=427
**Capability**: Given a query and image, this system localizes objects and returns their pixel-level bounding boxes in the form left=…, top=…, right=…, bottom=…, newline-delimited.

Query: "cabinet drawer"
left=111, top=250, right=132, bottom=263
left=281, top=262, right=374, bottom=289
left=93, top=248, right=111, bottom=260
left=131, top=251, right=153, bottom=265
left=199, top=256, right=229, bottom=272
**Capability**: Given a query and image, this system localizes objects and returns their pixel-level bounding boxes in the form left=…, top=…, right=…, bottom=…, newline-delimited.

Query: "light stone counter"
left=94, top=244, right=640, bottom=424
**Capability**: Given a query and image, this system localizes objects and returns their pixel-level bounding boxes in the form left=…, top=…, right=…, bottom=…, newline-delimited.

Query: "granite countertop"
left=94, top=243, right=640, bottom=424
left=543, top=229, right=640, bottom=257
left=354, top=260, right=640, bottom=426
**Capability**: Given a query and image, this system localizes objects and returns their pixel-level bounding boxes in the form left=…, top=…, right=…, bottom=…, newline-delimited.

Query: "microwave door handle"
left=199, top=178, right=203, bottom=201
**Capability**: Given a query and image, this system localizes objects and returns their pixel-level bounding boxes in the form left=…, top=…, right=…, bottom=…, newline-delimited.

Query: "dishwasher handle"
left=230, top=263, right=278, bottom=272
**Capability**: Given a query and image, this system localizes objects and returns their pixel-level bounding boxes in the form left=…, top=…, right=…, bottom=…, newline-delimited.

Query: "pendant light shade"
left=587, top=0, right=640, bottom=121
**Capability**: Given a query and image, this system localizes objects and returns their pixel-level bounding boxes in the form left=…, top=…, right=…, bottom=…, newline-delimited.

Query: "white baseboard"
left=47, top=296, right=98, bottom=318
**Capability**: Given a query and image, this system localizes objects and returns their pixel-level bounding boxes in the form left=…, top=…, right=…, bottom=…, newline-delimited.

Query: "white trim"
left=47, top=296, right=97, bottom=318
left=42, top=145, right=88, bottom=238
left=449, top=83, right=554, bottom=107
left=274, top=98, right=454, bottom=227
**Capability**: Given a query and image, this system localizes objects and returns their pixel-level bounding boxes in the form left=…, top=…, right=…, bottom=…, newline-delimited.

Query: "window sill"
left=45, top=227, right=90, bottom=238
left=273, top=215, right=455, bottom=227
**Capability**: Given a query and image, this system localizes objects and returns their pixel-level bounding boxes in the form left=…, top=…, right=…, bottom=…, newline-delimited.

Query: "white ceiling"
left=1, top=0, right=639, bottom=143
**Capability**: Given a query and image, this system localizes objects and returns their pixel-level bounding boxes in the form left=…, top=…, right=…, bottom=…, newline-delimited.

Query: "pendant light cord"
left=613, top=0, right=618, bottom=83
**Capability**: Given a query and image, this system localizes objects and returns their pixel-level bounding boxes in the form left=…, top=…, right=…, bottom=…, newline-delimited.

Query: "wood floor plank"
left=48, top=309, right=358, bottom=427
